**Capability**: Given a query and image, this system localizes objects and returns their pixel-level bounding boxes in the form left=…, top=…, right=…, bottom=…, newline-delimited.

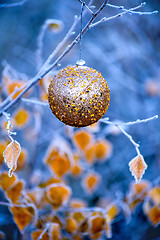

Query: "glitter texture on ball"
left=48, top=65, right=110, bottom=127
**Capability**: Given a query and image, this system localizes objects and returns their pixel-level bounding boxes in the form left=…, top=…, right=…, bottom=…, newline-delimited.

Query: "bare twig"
left=2, top=111, right=17, bottom=141
left=21, top=98, right=49, bottom=107
left=39, top=15, right=79, bottom=73
left=100, top=115, right=158, bottom=155
left=118, top=125, right=140, bottom=155
left=0, top=0, right=29, bottom=8
left=77, top=0, right=95, bottom=15
left=90, top=2, right=158, bottom=29
left=100, top=115, right=158, bottom=126
left=107, top=2, right=158, bottom=15
left=40, top=0, right=94, bottom=73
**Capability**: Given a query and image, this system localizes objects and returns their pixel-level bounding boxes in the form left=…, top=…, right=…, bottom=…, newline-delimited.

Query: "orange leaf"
left=82, top=172, right=101, bottom=194
left=31, top=229, right=49, bottom=240
left=10, top=206, right=33, bottom=232
left=147, top=206, right=160, bottom=226
left=0, top=172, right=17, bottom=191
left=45, top=183, right=71, bottom=210
left=6, top=181, right=23, bottom=203
left=3, top=140, right=21, bottom=177
left=49, top=223, right=61, bottom=240
left=149, top=187, right=160, bottom=206
left=13, top=108, right=30, bottom=129
left=73, top=130, right=93, bottom=151
left=65, top=217, right=78, bottom=234
left=0, top=141, right=7, bottom=165
left=129, top=154, right=147, bottom=182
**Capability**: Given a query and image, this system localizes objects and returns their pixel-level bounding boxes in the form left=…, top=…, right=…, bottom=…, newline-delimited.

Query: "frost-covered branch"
left=0, top=0, right=109, bottom=116
left=90, top=2, right=158, bottom=29
left=0, top=0, right=29, bottom=8
left=100, top=115, right=158, bottom=155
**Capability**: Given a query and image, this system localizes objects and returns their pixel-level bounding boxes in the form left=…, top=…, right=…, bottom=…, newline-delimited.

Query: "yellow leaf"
left=129, top=154, right=147, bottom=183
left=3, top=140, right=21, bottom=177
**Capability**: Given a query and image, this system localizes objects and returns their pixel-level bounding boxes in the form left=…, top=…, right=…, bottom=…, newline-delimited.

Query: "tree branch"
left=0, top=0, right=109, bottom=116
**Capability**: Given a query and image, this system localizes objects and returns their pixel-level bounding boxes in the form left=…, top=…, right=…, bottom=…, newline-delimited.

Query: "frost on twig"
left=37, top=19, right=64, bottom=70
left=90, top=2, right=158, bottom=29
left=2, top=111, right=17, bottom=141
left=100, top=115, right=158, bottom=181
left=0, top=0, right=29, bottom=8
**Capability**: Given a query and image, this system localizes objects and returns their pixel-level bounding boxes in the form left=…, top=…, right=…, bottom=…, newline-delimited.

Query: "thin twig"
left=2, top=111, right=17, bottom=141
left=90, top=2, right=158, bottom=29
left=100, top=115, right=158, bottom=154
left=40, top=0, right=93, bottom=73
left=39, top=15, right=79, bottom=73
left=0, top=0, right=29, bottom=8
left=118, top=125, right=140, bottom=155
left=100, top=115, right=158, bottom=126
left=77, top=0, right=95, bottom=15
left=107, top=2, right=158, bottom=15
left=21, top=98, right=49, bottom=106
left=0, top=0, right=109, bottom=116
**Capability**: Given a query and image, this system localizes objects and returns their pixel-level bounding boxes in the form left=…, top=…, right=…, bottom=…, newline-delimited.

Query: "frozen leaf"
left=10, top=206, right=33, bottom=232
left=13, top=108, right=30, bottom=129
left=82, top=172, right=101, bottom=194
left=49, top=223, right=61, bottom=240
left=149, top=187, right=160, bottom=206
left=89, top=212, right=105, bottom=235
left=69, top=199, right=87, bottom=209
left=106, top=204, right=119, bottom=222
left=73, top=130, right=93, bottom=151
left=3, top=140, right=21, bottom=177
left=65, top=217, right=78, bottom=234
left=0, top=141, right=7, bottom=165
left=45, top=183, right=71, bottom=210
left=31, top=229, right=49, bottom=240
left=71, top=160, right=83, bottom=177
left=147, top=206, right=160, bottom=226
left=129, top=154, right=147, bottom=182
left=0, top=172, right=17, bottom=191
left=127, top=180, right=150, bottom=210
left=6, top=181, right=24, bottom=203
left=16, top=148, right=28, bottom=171
left=71, top=211, right=86, bottom=225
left=94, top=139, right=113, bottom=161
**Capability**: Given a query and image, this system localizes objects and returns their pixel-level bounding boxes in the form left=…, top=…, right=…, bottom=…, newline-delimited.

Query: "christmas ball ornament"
left=48, top=65, right=110, bottom=127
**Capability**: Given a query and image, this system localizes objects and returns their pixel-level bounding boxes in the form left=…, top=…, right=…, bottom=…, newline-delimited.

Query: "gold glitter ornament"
left=48, top=65, right=110, bottom=127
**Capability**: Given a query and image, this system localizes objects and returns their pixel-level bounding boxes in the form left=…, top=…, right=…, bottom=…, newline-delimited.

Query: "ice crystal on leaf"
left=129, top=154, right=147, bottom=183
left=3, top=140, right=21, bottom=177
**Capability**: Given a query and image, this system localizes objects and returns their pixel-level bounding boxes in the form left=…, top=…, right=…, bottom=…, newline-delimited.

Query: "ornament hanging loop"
left=76, top=1, right=85, bottom=67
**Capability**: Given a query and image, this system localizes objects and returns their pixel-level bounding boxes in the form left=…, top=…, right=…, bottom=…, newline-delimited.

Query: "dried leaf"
left=73, top=130, right=93, bottom=151
left=10, top=206, right=33, bottom=232
left=13, top=108, right=30, bottom=129
left=129, top=154, right=147, bottom=182
left=6, top=181, right=23, bottom=203
left=3, top=140, right=21, bottom=177
left=149, top=187, right=160, bottom=206
left=0, top=172, right=17, bottom=191
left=31, top=229, right=49, bottom=240
left=49, top=223, right=61, bottom=240
left=45, top=183, right=71, bottom=210
left=82, top=172, right=101, bottom=194
left=65, top=217, right=78, bottom=234
left=147, top=206, right=160, bottom=226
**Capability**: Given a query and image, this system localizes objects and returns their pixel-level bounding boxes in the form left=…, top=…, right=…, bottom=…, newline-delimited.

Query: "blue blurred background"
left=0, top=0, right=160, bottom=239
